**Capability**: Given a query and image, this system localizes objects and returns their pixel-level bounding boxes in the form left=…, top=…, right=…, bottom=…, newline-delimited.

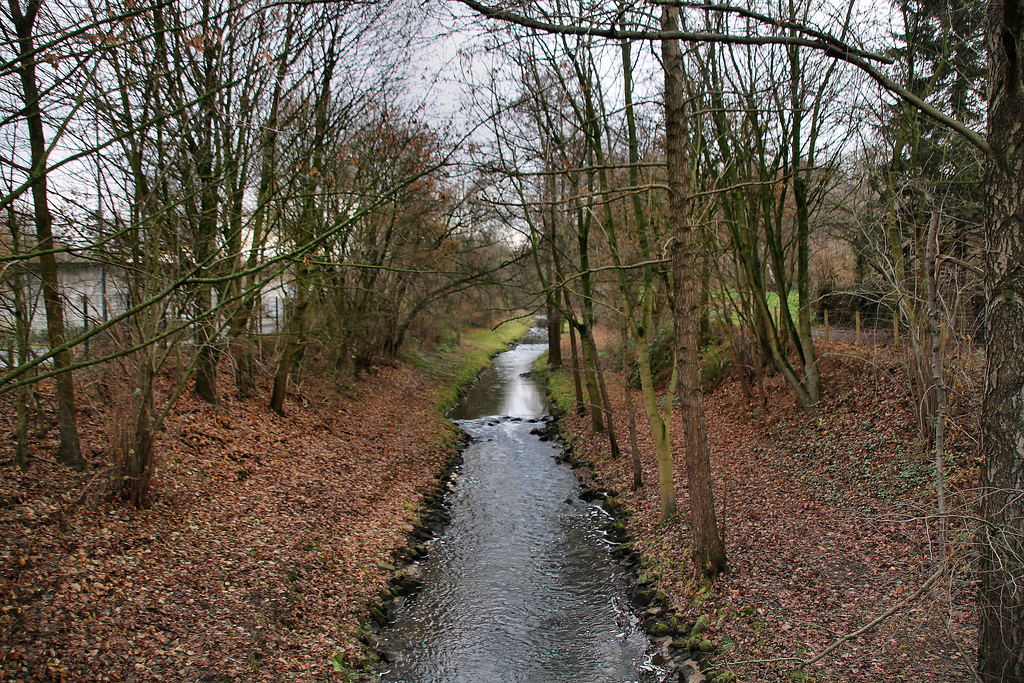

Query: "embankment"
left=537, top=335, right=979, bottom=683
left=0, top=319, right=529, bottom=682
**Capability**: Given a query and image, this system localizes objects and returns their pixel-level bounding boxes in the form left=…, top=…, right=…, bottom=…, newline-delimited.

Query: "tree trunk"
left=577, top=322, right=605, bottom=432
left=585, top=330, right=620, bottom=458
left=925, top=210, right=947, bottom=553
left=568, top=320, right=585, bottom=416
left=663, top=5, right=726, bottom=579
left=223, top=150, right=255, bottom=399
left=546, top=189, right=562, bottom=367
left=9, top=0, right=83, bottom=469
left=978, top=1, right=1024, bottom=678
left=547, top=297, right=562, bottom=368
left=228, top=25, right=290, bottom=396
left=636, top=307, right=676, bottom=520
left=780, top=36, right=824, bottom=405
left=118, top=359, right=156, bottom=507
left=620, top=331, right=643, bottom=490
left=7, top=208, right=31, bottom=470
left=193, top=283, right=219, bottom=405
left=270, top=265, right=311, bottom=416
left=188, top=0, right=227, bottom=406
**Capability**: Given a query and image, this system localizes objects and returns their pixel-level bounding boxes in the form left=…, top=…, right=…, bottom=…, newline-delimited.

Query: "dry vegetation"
left=0, top=319, right=984, bottom=683
left=554, top=333, right=981, bottom=683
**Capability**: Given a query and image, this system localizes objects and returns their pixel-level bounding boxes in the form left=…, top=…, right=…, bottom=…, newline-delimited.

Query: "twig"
left=937, top=596, right=984, bottom=683
left=716, top=656, right=806, bottom=667
left=73, top=465, right=113, bottom=506
left=799, top=561, right=948, bottom=668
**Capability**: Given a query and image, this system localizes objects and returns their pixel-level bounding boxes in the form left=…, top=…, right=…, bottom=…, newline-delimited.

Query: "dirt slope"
left=554, top=338, right=979, bottom=683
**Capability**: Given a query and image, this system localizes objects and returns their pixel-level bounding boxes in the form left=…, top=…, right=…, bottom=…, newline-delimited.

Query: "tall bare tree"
left=662, top=3, right=726, bottom=578
left=4, top=0, right=83, bottom=468
left=978, top=0, right=1024, bottom=678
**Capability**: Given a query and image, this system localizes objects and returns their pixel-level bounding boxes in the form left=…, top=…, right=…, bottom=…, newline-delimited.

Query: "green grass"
left=406, top=317, right=532, bottom=415
left=709, top=288, right=803, bottom=327
left=767, top=289, right=801, bottom=319
left=532, top=351, right=578, bottom=414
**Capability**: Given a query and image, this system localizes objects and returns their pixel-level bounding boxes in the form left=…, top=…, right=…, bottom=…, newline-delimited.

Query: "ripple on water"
left=378, top=337, right=656, bottom=683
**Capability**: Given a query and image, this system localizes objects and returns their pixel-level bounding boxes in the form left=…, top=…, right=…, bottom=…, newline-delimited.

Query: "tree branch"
left=454, top=0, right=991, bottom=155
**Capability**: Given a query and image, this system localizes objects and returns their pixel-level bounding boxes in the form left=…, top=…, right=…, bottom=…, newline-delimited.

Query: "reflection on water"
left=447, top=326, right=550, bottom=420
left=378, top=327, right=654, bottom=683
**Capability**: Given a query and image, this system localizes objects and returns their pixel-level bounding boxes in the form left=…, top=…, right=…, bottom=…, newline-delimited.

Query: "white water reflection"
left=378, top=327, right=656, bottom=683
left=447, top=327, right=550, bottom=420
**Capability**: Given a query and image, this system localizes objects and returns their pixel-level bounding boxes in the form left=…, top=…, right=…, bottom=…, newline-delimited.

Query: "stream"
left=376, top=325, right=658, bottom=682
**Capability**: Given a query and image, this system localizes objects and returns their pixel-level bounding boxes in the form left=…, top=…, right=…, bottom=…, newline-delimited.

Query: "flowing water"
left=377, top=326, right=656, bottom=683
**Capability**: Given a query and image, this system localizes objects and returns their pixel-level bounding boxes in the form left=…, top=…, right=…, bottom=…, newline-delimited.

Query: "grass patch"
left=406, top=316, right=532, bottom=415
left=709, top=288, right=802, bottom=327
left=532, top=352, right=578, bottom=414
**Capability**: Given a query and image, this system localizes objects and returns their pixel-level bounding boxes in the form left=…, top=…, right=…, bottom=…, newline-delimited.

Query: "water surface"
left=378, top=327, right=654, bottom=683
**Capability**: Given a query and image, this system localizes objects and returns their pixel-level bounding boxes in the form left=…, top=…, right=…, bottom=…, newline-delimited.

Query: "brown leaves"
left=0, top=359, right=459, bottom=681
left=557, top=338, right=980, bottom=683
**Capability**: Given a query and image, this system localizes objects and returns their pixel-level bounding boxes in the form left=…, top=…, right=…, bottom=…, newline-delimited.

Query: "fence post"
left=856, top=310, right=862, bottom=345
left=82, top=293, right=89, bottom=359
left=824, top=309, right=830, bottom=343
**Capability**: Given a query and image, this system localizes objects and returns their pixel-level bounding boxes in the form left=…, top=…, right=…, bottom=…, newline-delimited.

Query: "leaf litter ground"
left=1, top=330, right=980, bottom=683
left=556, top=336, right=980, bottom=683
left=1, top=357, right=463, bottom=682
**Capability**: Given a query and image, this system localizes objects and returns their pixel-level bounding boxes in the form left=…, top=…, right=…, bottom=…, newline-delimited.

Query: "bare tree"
left=978, top=1, right=1024, bottom=677
left=663, top=3, right=726, bottom=578
left=3, top=0, right=83, bottom=468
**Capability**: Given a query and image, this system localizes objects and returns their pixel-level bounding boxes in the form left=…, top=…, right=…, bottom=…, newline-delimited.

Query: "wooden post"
left=824, top=309, right=830, bottom=343
left=82, top=294, right=89, bottom=359
left=856, top=310, right=862, bottom=344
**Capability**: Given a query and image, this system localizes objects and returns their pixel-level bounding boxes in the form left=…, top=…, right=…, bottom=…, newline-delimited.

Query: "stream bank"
left=0, top=319, right=532, bottom=682
left=361, top=327, right=664, bottom=683
left=536, top=333, right=979, bottom=683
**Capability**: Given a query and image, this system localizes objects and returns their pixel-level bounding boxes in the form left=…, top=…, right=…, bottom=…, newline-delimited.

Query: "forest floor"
left=0, top=318, right=528, bottom=683
left=548, top=330, right=982, bottom=683
left=1, top=320, right=982, bottom=683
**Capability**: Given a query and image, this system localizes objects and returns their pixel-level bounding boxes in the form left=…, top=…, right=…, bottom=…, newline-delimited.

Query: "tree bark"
left=620, top=323, right=643, bottom=490
left=978, top=0, right=1024, bottom=678
left=663, top=5, right=726, bottom=578
left=9, top=0, right=83, bottom=469
left=577, top=322, right=605, bottom=431
left=546, top=178, right=562, bottom=368
left=547, top=299, right=562, bottom=367
left=568, top=317, right=585, bottom=416
left=190, top=0, right=222, bottom=406
left=270, top=264, right=310, bottom=416
left=7, top=208, right=31, bottom=470
left=925, top=210, right=947, bottom=553
left=789, top=38, right=821, bottom=404
left=585, top=330, right=620, bottom=458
